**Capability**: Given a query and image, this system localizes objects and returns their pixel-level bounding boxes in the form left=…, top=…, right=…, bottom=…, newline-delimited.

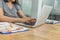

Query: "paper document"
left=0, top=22, right=29, bottom=34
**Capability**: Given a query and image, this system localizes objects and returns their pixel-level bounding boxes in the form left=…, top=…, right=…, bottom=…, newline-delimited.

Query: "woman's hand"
left=22, top=17, right=36, bottom=25
left=21, top=17, right=31, bottom=23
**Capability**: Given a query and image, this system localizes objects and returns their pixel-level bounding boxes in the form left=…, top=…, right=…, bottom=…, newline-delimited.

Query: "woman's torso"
left=1, top=0, right=20, bottom=18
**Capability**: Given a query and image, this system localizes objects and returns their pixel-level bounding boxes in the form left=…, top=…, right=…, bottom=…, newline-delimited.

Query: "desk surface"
left=0, top=24, right=60, bottom=40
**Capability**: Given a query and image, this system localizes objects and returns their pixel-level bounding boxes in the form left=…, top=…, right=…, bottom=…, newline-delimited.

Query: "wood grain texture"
left=0, top=24, right=60, bottom=40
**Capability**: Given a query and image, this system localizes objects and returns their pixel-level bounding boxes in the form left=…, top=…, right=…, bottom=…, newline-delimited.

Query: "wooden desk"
left=0, top=24, right=60, bottom=40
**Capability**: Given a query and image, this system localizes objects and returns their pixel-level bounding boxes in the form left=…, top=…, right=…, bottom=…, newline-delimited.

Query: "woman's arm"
left=17, top=10, right=26, bottom=18
left=0, top=8, right=28, bottom=23
left=17, top=10, right=36, bottom=24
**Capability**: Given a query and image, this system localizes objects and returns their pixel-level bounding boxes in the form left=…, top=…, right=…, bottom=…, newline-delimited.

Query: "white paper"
left=0, top=22, right=29, bottom=33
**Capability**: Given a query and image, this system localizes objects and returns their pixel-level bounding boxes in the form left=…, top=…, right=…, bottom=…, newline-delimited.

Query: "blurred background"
left=18, top=0, right=60, bottom=21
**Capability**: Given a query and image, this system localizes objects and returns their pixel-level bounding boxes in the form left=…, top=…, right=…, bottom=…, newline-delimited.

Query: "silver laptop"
left=16, top=5, right=53, bottom=27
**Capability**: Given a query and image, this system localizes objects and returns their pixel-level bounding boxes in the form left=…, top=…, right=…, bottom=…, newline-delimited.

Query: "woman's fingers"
left=24, top=19, right=36, bottom=25
left=22, top=17, right=36, bottom=25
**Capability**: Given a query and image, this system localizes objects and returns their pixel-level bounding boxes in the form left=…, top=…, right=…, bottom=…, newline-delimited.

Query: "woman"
left=0, top=0, right=35, bottom=24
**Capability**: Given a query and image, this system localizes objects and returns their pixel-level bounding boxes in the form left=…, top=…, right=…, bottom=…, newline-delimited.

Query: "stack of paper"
left=0, top=22, right=29, bottom=34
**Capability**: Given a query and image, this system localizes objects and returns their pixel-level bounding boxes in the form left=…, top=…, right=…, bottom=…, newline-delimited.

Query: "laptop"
left=16, top=5, right=53, bottom=27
